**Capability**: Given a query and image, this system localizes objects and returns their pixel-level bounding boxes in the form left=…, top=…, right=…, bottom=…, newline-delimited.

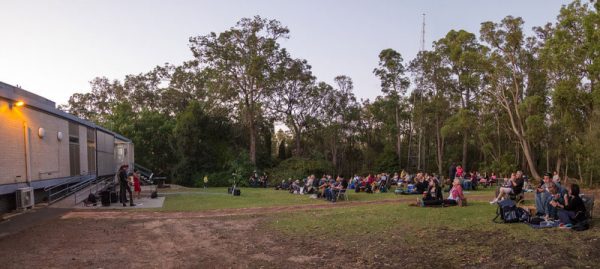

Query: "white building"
left=0, top=81, right=134, bottom=212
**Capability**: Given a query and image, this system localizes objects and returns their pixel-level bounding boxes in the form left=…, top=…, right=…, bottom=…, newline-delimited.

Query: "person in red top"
left=133, top=169, right=142, bottom=199
left=455, top=165, right=464, bottom=178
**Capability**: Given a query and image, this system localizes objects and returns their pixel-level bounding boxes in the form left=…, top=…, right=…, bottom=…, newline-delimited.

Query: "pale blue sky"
left=0, top=0, right=571, bottom=105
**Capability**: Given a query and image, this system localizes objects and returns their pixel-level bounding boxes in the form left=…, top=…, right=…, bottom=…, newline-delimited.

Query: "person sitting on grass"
left=534, top=173, right=552, bottom=216
left=305, top=175, right=315, bottom=194
left=546, top=182, right=566, bottom=221
left=418, top=178, right=443, bottom=206
left=445, top=178, right=466, bottom=206
left=490, top=172, right=524, bottom=204
left=557, top=183, right=587, bottom=228
left=415, top=174, right=428, bottom=195
left=291, top=180, right=301, bottom=194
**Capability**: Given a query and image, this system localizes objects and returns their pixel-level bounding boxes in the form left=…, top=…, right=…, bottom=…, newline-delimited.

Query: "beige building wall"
left=0, top=100, right=27, bottom=184
left=0, top=99, right=70, bottom=185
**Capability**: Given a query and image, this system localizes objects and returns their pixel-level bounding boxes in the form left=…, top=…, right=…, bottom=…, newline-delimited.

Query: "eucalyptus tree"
left=540, top=0, right=600, bottom=182
left=270, top=57, right=321, bottom=156
left=189, top=16, right=289, bottom=165
left=61, top=77, right=127, bottom=124
left=409, top=50, right=452, bottom=176
left=373, top=49, right=411, bottom=169
left=480, top=16, right=543, bottom=180
left=434, top=30, right=486, bottom=170
left=320, top=76, right=359, bottom=172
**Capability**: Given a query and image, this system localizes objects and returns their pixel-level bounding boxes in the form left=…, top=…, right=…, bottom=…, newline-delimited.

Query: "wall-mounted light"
left=38, top=128, right=45, bottom=138
left=8, top=100, right=25, bottom=109
left=57, top=131, right=63, bottom=141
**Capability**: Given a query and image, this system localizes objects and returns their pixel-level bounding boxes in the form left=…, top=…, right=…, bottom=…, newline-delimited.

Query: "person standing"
left=133, top=169, right=142, bottom=199
left=448, top=162, right=456, bottom=182
left=203, top=175, right=208, bottom=189
left=119, top=165, right=134, bottom=207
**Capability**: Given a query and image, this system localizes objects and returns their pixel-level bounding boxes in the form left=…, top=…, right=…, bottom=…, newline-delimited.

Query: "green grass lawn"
left=160, top=186, right=497, bottom=211
left=267, top=201, right=600, bottom=267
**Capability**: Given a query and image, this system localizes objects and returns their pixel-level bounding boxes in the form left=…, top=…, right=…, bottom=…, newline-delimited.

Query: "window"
left=68, top=122, right=80, bottom=176
left=87, top=128, right=96, bottom=174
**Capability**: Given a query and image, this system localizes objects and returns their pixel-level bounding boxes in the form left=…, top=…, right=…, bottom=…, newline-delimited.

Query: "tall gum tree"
left=189, top=16, right=289, bottom=166
left=373, top=49, right=410, bottom=170
left=270, top=56, right=320, bottom=156
left=480, top=16, right=542, bottom=180
left=434, top=30, right=485, bottom=170
left=409, top=50, right=452, bottom=177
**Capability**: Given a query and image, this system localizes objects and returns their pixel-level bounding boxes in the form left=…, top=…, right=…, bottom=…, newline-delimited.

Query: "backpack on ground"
left=517, top=207, right=531, bottom=223
left=87, top=193, right=97, bottom=204
left=580, top=194, right=595, bottom=219
left=493, top=199, right=520, bottom=223
left=572, top=218, right=590, bottom=231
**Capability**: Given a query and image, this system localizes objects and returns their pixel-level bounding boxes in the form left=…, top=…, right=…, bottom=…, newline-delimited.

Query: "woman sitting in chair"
left=490, top=172, right=524, bottom=204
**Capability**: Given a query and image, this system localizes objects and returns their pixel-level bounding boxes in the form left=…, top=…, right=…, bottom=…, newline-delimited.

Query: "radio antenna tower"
left=420, top=13, right=426, bottom=51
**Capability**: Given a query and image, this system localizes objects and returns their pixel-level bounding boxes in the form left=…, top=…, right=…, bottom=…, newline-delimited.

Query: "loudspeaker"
left=233, top=189, right=241, bottom=196
left=227, top=187, right=233, bottom=194
left=110, top=192, right=118, bottom=203
left=101, top=191, right=111, bottom=206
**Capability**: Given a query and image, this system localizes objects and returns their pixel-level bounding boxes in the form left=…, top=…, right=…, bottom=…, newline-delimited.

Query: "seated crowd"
left=275, top=174, right=349, bottom=202
left=533, top=172, right=587, bottom=228
left=489, top=170, right=588, bottom=228
left=274, top=170, right=470, bottom=206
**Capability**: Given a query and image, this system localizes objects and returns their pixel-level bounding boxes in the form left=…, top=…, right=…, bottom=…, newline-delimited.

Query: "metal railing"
left=134, top=163, right=154, bottom=185
left=72, top=175, right=115, bottom=204
left=47, top=174, right=113, bottom=204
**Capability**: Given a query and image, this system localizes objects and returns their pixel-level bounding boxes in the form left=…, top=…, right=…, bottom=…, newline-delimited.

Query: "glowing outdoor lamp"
left=9, top=100, right=25, bottom=109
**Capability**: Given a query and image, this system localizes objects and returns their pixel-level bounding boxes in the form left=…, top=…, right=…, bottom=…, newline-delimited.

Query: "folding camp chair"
left=337, top=188, right=348, bottom=201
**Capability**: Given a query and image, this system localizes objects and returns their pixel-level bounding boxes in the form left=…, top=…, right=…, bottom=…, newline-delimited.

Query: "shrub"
left=267, top=157, right=333, bottom=185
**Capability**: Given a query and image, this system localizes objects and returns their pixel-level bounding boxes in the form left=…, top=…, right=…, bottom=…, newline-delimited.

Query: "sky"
left=0, top=0, right=573, bottom=106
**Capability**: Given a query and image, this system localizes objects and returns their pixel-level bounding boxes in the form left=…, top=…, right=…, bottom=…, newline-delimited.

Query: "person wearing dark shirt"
left=118, top=165, right=134, bottom=207
left=415, top=178, right=428, bottom=194
left=341, top=177, right=349, bottom=189
left=420, top=180, right=443, bottom=206
left=449, top=163, right=456, bottom=182
left=557, top=184, right=587, bottom=226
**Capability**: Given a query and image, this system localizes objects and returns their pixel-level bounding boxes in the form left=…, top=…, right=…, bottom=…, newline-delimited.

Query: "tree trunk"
left=293, top=125, right=302, bottom=156
left=462, top=132, right=468, bottom=170
left=249, top=121, right=257, bottom=166
left=417, top=125, right=423, bottom=171
left=331, top=135, right=338, bottom=172
left=407, top=119, right=413, bottom=169
left=435, top=116, right=444, bottom=177
left=396, top=105, right=402, bottom=169
left=555, top=156, right=562, bottom=175
left=520, top=139, right=541, bottom=180
left=546, top=143, right=550, bottom=173
left=577, top=156, right=583, bottom=186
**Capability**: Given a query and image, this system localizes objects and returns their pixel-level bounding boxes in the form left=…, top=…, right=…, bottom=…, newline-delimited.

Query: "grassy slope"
left=267, top=201, right=600, bottom=267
